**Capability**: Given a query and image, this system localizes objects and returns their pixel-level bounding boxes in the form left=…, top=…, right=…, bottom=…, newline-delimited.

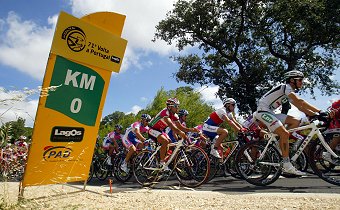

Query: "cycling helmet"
left=115, top=124, right=123, bottom=130
left=166, top=98, right=180, bottom=106
left=223, top=98, right=236, bottom=106
left=19, top=135, right=27, bottom=140
left=284, top=70, right=304, bottom=80
left=141, top=114, right=151, bottom=121
left=178, top=109, right=189, bottom=116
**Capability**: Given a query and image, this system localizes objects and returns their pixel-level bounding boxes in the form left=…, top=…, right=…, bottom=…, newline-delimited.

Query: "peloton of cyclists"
left=102, top=124, right=124, bottom=165
left=166, top=109, right=190, bottom=143
left=322, top=99, right=340, bottom=163
left=253, top=70, right=327, bottom=175
left=203, top=97, right=245, bottom=159
left=148, top=98, right=200, bottom=170
left=121, top=114, right=151, bottom=173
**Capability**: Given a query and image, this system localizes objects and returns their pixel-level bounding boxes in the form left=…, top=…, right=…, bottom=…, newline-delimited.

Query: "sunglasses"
left=293, top=78, right=303, bottom=82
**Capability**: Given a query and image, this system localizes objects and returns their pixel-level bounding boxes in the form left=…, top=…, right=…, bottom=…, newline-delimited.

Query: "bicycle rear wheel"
left=94, top=157, right=109, bottom=181
left=235, top=141, right=282, bottom=186
left=113, top=153, right=132, bottom=183
left=308, top=140, right=340, bottom=186
left=132, top=150, right=160, bottom=186
left=174, top=145, right=210, bottom=188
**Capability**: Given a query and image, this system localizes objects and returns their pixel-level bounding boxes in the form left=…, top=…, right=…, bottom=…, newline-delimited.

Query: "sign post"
left=19, top=11, right=127, bottom=196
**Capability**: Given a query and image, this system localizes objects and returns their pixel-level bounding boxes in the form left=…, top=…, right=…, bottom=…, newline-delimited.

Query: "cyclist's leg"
left=157, top=134, right=170, bottom=162
left=284, top=115, right=300, bottom=129
left=216, top=127, right=228, bottom=149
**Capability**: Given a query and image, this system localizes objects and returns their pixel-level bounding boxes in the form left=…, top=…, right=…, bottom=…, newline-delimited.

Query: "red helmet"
left=332, top=100, right=340, bottom=109
left=166, top=98, right=180, bottom=106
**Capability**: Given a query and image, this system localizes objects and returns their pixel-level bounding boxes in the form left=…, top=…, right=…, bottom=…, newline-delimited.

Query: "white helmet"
left=284, top=70, right=304, bottom=80
left=223, top=98, right=236, bottom=106
left=19, top=135, right=27, bottom=140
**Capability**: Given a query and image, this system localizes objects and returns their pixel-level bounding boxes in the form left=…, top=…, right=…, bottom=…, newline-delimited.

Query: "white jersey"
left=257, top=84, right=294, bottom=112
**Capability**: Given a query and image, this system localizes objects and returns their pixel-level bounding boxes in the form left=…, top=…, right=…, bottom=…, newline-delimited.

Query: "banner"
left=21, top=11, right=127, bottom=187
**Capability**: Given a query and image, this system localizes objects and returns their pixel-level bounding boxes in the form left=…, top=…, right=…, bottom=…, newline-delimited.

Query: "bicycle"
left=132, top=138, right=210, bottom=188
left=235, top=115, right=339, bottom=186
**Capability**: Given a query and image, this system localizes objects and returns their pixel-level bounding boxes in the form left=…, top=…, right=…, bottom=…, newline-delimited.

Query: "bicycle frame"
left=259, top=122, right=338, bottom=166
left=143, top=139, right=186, bottom=172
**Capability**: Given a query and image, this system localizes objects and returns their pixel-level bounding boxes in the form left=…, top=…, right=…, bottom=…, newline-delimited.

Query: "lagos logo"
left=62, top=26, right=86, bottom=52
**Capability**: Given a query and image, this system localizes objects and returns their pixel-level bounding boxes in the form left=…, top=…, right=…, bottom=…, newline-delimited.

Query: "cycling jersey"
left=257, top=84, right=294, bottom=112
left=123, top=121, right=149, bottom=148
left=204, top=107, right=233, bottom=126
left=102, top=131, right=123, bottom=149
left=325, top=99, right=340, bottom=133
left=202, top=107, right=233, bottom=139
left=254, top=84, right=293, bottom=132
left=148, top=108, right=179, bottom=131
left=166, top=119, right=186, bottom=143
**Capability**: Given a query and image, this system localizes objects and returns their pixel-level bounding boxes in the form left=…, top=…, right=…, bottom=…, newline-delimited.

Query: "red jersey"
left=328, top=100, right=340, bottom=129
left=148, top=108, right=179, bottom=131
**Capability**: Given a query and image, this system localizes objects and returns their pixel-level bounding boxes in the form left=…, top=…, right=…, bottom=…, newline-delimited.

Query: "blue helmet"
left=178, top=109, right=189, bottom=116
left=141, top=114, right=151, bottom=121
left=115, top=124, right=123, bottom=130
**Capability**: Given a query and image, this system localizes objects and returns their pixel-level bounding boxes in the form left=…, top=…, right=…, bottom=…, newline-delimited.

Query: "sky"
left=0, top=0, right=339, bottom=128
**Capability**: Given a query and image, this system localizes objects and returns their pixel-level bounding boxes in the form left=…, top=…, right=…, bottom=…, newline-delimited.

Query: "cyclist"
left=187, top=124, right=208, bottom=148
left=121, top=114, right=151, bottom=173
left=166, top=109, right=189, bottom=143
left=14, top=135, right=29, bottom=157
left=322, top=99, right=340, bottom=163
left=148, top=98, right=199, bottom=170
left=253, top=70, right=323, bottom=175
left=102, top=124, right=124, bottom=165
left=203, top=98, right=245, bottom=159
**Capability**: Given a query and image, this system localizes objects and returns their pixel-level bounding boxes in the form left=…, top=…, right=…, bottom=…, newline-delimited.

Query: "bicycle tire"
left=132, top=150, right=160, bottom=186
left=174, top=145, right=210, bottom=188
left=308, top=140, right=340, bottom=186
left=94, top=158, right=109, bottom=181
left=235, top=141, right=282, bottom=186
left=113, top=153, right=132, bottom=183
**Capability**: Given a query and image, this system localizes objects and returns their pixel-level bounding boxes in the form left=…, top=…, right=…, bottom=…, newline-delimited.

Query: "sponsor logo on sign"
left=50, top=126, right=84, bottom=142
left=261, top=113, right=273, bottom=123
left=43, top=146, right=73, bottom=162
left=62, top=26, right=86, bottom=52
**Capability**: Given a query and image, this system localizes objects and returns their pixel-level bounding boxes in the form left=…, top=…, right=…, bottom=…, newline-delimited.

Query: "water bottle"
left=224, top=147, right=231, bottom=158
left=164, top=149, right=173, bottom=162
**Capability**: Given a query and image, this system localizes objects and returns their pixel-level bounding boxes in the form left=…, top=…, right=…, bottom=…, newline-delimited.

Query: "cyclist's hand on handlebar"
left=191, top=127, right=200, bottom=133
left=318, top=110, right=330, bottom=118
left=179, top=131, right=188, bottom=140
left=239, top=127, right=248, bottom=133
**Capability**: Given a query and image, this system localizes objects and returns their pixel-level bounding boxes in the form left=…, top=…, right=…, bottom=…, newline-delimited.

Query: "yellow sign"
left=51, top=11, right=127, bottom=73
left=21, top=11, right=127, bottom=189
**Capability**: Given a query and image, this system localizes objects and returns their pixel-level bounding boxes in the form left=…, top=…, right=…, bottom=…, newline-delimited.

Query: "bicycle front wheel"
left=308, top=140, right=340, bottom=186
left=132, top=150, right=160, bottom=186
left=174, top=145, right=210, bottom=188
left=235, top=141, right=282, bottom=186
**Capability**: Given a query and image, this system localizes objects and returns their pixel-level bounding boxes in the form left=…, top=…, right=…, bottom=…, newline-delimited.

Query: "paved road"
left=86, top=171, right=340, bottom=194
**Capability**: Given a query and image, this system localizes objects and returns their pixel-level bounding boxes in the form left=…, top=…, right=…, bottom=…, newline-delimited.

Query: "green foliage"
left=154, top=0, right=340, bottom=114
left=0, top=122, right=12, bottom=147
left=99, top=86, right=215, bottom=136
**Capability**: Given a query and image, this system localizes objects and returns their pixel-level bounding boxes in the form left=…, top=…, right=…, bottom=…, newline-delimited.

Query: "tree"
left=99, top=86, right=215, bottom=137
left=154, top=0, right=340, bottom=114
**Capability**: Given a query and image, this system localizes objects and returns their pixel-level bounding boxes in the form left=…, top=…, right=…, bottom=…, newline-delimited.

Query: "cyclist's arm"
left=222, top=114, right=241, bottom=132
left=288, top=92, right=320, bottom=115
left=134, top=128, right=146, bottom=142
left=164, top=117, right=187, bottom=139
left=175, top=121, right=199, bottom=133
left=229, top=115, right=243, bottom=130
